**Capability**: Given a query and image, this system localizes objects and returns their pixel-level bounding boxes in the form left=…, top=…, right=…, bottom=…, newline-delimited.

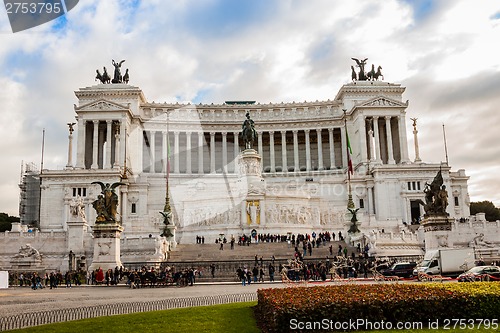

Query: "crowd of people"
left=9, top=230, right=380, bottom=288
left=10, top=270, right=85, bottom=290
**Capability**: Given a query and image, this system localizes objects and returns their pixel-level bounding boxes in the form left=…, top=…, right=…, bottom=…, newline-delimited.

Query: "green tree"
left=0, top=212, right=20, bottom=232
left=470, top=201, right=500, bottom=221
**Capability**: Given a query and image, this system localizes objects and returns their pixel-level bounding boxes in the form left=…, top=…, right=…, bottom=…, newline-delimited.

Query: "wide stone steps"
left=167, top=240, right=357, bottom=262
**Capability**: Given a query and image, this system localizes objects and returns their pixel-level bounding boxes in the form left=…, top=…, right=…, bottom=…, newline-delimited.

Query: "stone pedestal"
left=238, top=149, right=266, bottom=230
left=421, top=216, right=453, bottom=250
left=166, top=225, right=177, bottom=250
left=67, top=216, right=88, bottom=254
left=89, top=223, right=124, bottom=271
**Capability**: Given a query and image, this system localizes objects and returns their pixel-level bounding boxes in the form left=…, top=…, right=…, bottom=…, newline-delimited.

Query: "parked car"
left=457, top=266, right=500, bottom=282
left=381, top=262, right=417, bottom=278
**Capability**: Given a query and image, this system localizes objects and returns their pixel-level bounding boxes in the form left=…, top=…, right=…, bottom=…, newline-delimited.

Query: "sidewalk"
left=0, top=282, right=284, bottom=318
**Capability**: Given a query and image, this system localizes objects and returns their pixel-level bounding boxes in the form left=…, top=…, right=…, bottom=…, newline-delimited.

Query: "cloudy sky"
left=0, top=0, right=499, bottom=216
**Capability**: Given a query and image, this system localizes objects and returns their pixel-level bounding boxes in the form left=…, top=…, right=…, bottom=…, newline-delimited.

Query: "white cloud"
left=1, top=0, right=500, bottom=215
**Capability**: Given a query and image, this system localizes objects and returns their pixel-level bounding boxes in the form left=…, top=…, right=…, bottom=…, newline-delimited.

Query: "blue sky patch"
left=401, top=0, right=435, bottom=21
left=180, top=0, right=278, bottom=38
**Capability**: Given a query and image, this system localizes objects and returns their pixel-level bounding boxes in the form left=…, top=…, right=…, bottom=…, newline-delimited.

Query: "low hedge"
left=255, top=283, right=500, bottom=332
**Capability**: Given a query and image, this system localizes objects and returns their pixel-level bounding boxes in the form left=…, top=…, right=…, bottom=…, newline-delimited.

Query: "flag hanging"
left=346, top=129, right=353, bottom=175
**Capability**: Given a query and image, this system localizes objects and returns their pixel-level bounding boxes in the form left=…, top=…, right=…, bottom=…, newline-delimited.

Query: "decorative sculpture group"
left=95, top=59, right=129, bottom=84
left=91, top=182, right=125, bottom=223
left=417, top=170, right=449, bottom=217
left=351, top=58, right=384, bottom=81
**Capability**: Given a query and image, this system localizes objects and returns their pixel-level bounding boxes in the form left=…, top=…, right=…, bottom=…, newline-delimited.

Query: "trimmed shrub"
left=255, top=283, right=500, bottom=332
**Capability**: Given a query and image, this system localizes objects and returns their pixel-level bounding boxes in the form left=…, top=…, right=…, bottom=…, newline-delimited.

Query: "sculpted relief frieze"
left=184, top=207, right=241, bottom=227
left=265, top=204, right=321, bottom=225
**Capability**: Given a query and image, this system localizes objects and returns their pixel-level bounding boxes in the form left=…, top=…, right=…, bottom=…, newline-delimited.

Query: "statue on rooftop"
left=111, top=60, right=125, bottom=83
left=351, top=58, right=384, bottom=81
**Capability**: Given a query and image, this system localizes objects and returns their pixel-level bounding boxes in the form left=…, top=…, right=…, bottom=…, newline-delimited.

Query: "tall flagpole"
left=343, top=110, right=355, bottom=209
left=37, top=129, right=45, bottom=229
left=164, top=111, right=171, bottom=213
left=442, top=123, right=449, bottom=166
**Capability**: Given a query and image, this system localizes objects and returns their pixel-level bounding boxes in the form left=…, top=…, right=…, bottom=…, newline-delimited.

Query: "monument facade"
left=3, top=59, right=499, bottom=272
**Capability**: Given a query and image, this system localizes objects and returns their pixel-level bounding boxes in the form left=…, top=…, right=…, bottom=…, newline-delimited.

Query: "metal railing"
left=0, top=293, right=257, bottom=331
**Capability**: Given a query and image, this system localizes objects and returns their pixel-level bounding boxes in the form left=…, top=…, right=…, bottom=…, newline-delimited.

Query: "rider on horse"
left=240, top=112, right=257, bottom=149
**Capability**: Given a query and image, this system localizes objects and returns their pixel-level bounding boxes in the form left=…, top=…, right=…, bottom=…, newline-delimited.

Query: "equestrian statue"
left=240, top=112, right=257, bottom=150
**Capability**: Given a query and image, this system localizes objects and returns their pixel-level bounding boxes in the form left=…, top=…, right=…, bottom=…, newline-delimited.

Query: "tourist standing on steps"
left=210, top=264, right=216, bottom=278
left=259, top=267, right=265, bottom=282
left=252, top=266, right=259, bottom=283
left=268, top=263, right=275, bottom=282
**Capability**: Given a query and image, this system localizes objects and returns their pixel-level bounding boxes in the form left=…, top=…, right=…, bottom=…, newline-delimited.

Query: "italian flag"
left=346, top=130, right=353, bottom=175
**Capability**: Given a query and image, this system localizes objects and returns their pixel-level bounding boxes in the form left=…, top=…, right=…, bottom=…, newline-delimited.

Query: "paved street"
left=0, top=282, right=286, bottom=318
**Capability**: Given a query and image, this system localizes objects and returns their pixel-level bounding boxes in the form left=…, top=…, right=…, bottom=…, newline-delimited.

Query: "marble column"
left=367, top=185, right=374, bottom=215
left=150, top=131, right=156, bottom=173
left=210, top=132, right=215, bottom=173
left=91, top=120, right=99, bottom=169
left=104, top=120, right=113, bottom=169
left=257, top=131, right=263, bottom=156
left=66, top=126, right=74, bottom=168
left=359, top=116, right=367, bottom=163
left=222, top=132, right=227, bottom=172
left=293, top=130, right=299, bottom=172
left=186, top=132, right=192, bottom=174
left=398, top=115, right=411, bottom=163
left=119, top=120, right=126, bottom=168
left=305, top=129, right=311, bottom=171
left=413, top=119, right=422, bottom=162
left=316, top=129, right=323, bottom=170
left=281, top=130, right=287, bottom=172
left=76, top=118, right=85, bottom=169
left=373, top=117, right=382, bottom=164
left=162, top=131, right=168, bottom=173
left=121, top=187, right=128, bottom=224
left=233, top=132, right=239, bottom=173
left=385, top=116, right=395, bottom=164
left=328, top=128, right=335, bottom=169
left=269, top=131, right=275, bottom=172
left=198, top=132, right=204, bottom=174
left=174, top=131, right=180, bottom=173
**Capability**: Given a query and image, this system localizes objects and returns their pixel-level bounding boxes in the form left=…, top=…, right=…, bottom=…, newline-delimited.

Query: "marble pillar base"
left=89, top=223, right=124, bottom=271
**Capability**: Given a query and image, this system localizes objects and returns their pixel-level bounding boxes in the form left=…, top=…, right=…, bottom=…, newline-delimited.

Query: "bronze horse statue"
left=96, top=67, right=111, bottom=84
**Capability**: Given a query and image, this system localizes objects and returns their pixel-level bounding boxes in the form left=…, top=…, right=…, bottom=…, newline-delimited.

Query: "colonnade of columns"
left=76, top=120, right=124, bottom=170
left=142, top=128, right=346, bottom=174
left=74, top=115, right=409, bottom=172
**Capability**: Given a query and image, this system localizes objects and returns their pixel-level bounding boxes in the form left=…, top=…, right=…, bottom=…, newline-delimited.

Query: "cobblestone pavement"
left=0, top=282, right=287, bottom=318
